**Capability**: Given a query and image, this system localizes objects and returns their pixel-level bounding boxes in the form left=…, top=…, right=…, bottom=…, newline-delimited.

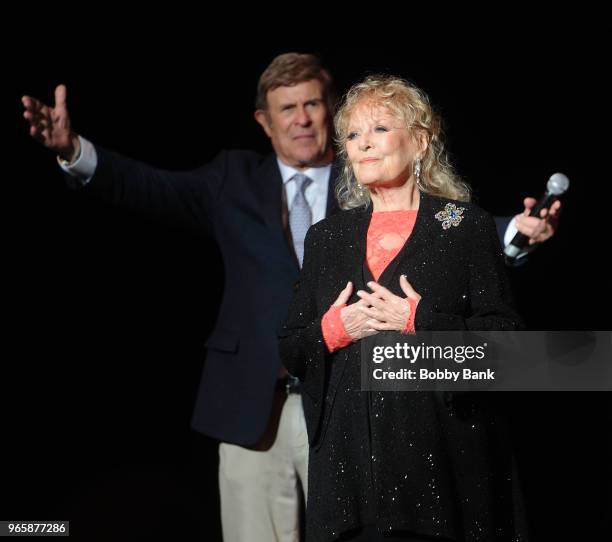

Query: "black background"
left=6, top=7, right=611, bottom=541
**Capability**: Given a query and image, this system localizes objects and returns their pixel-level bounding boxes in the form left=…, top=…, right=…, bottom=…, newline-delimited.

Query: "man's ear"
left=254, top=109, right=272, bottom=138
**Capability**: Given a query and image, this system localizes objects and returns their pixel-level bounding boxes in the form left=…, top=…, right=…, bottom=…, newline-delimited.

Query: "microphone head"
left=547, top=172, right=570, bottom=195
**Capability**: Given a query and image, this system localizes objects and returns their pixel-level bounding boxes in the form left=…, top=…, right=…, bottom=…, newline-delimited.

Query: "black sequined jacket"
left=279, top=192, right=528, bottom=542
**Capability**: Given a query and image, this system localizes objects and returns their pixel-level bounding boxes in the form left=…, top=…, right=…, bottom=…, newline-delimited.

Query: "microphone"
left=504, top=172, right=570, bottom=261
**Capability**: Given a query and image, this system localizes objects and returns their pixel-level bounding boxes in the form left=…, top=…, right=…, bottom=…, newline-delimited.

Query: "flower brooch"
left=435, top=203, right=465, bottom=230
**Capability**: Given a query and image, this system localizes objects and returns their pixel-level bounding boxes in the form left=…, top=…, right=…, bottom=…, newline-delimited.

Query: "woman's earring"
left=414, top=158, right=424, bottom=190
left=357, top=182, right=364, bottom=197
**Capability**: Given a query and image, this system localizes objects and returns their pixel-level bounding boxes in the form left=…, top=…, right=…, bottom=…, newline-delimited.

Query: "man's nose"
left=294, top=106, right=311, bottom=126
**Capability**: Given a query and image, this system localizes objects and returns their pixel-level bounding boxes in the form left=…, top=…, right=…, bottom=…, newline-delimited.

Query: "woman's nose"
left=359, top=136, right=372, bottom=151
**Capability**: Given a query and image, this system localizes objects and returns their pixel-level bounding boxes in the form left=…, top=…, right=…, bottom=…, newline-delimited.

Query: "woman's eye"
left=347, top=132, right=358, bottom=141
left=375, top=125, right=388, bottom=132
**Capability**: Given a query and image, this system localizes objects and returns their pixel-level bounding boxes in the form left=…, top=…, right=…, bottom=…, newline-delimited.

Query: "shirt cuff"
left=57, top=135, right=98, bottom=186
left=504, top=216, right=536, bottom=260
left=402, top=297, right=419, bottom=334
left=321, top=304, right=354, bottom=353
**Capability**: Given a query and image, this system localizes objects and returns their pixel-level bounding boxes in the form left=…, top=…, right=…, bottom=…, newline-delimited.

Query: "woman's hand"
left=333, top=282, right=379, bottom=340
left=356, top=275, right=421, bottom=332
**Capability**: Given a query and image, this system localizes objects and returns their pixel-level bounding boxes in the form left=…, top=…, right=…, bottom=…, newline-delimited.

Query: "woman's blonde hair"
left=334, top=75, right=470, bottom=209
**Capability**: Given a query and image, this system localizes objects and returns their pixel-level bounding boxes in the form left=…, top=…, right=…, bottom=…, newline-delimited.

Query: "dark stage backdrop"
left=6, top=8, right=610, bottom=542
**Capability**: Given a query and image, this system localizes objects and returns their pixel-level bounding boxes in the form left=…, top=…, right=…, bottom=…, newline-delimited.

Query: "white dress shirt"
left=276, top=158, right=331, bottom=226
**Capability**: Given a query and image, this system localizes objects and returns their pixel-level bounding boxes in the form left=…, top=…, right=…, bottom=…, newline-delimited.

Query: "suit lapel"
left=250, top=154, right=302, bottom=271
left=326, top=160, right=342, bottom=217
left=252, top=155, right=347, bottom=270
left=252, top=154, right=285, bottom=232
left=255, top=155, right=342, bottom=230
left=256, top=155, right=341, bottom=223
left=346, top=206, right=373, bottom=295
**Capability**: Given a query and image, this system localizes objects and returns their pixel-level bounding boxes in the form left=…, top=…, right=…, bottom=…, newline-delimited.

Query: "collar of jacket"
left=342, top=190, right=438, bottom=293
left=252, top=154, right=342, bottom=231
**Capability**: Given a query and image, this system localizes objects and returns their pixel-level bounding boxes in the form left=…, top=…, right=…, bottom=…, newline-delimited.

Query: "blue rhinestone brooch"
left=435, top=203, right=465, bottom=230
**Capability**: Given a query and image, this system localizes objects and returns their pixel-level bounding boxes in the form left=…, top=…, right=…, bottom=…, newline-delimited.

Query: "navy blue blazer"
left=494, top=216, right=512, bottom=243
left=82, top=147, right=340, bottom=445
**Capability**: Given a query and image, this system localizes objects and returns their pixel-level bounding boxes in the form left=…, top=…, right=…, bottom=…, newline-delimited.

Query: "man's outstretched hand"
left=22, top=84, right=79, bottom=162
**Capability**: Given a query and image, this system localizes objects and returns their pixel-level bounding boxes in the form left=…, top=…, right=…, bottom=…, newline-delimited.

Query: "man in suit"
left=23, top=53, right=338, bottom=542
left=21, top=52, right=558, bottom=541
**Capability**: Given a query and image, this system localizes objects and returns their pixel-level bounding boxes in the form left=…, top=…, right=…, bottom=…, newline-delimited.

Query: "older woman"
left=279, top=76, right=526, bottom=542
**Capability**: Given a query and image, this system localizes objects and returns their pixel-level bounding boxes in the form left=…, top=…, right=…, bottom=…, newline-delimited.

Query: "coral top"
left=322, top=210, right=419, bottom=353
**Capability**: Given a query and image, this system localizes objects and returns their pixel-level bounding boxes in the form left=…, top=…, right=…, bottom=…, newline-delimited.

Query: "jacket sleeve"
left=78, top=145, right=228, bottom=234
left=415, top=210, right=524, bottom=331
left=494, top=215, right=531, bottom=267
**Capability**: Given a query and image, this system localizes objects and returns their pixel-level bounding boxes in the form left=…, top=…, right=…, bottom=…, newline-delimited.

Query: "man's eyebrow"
left=282, top=97, right=322, bottom=106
